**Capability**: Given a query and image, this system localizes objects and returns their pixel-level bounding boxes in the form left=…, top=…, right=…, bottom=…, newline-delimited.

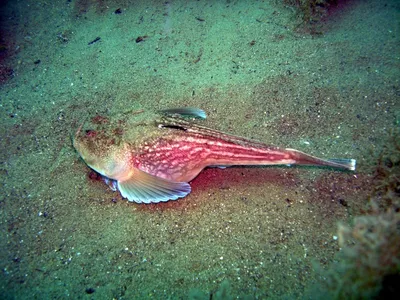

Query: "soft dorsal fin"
left=117, top=167, right=191, bottom=203
left=161, top=108, right=207, bottom=119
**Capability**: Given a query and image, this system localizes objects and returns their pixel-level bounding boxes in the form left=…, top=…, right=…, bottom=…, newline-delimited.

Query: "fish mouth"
left=72, top=117, right=87, bottom=140
left=72, top=119, right=99, bottom=172
left=71, top=117, right=89, bottom=155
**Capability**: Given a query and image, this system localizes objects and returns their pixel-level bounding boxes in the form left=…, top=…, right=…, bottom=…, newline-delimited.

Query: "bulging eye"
left=85, top=130, right=97, bottom=137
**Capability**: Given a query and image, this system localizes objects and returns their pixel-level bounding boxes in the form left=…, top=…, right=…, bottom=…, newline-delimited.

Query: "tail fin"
left=285, top=148, right=357, bottom=171
left=327, top=158, right=356, bottom=171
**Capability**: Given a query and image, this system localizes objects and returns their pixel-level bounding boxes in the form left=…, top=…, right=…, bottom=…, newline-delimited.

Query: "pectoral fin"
left=117, top=168, right=191, bottom=203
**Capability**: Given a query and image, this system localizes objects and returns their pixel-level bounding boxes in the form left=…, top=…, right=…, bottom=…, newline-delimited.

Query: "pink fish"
left=73, top=108, right=356, bottom=203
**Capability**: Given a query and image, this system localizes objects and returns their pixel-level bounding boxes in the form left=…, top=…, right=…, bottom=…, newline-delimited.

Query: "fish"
left=73, top=108, right=356, bottom=204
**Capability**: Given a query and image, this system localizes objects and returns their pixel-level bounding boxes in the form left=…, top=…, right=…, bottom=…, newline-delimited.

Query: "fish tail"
left=326, top=158, right=356, bottom=171
left=286, top=149, right=356, bottom=171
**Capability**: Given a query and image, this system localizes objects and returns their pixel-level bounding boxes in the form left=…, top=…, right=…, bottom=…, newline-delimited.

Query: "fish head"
left=73, top=122, right=130, bottom=180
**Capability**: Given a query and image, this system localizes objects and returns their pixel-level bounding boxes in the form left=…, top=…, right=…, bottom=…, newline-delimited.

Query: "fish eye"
left=85, top=129, right=97, bottom=137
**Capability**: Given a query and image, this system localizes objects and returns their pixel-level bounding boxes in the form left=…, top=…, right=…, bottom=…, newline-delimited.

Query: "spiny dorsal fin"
left=161, top=108, right=207, bottom=119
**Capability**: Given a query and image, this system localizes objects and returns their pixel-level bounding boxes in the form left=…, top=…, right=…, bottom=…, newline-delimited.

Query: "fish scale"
left=136, top=133, right=295, bottom=183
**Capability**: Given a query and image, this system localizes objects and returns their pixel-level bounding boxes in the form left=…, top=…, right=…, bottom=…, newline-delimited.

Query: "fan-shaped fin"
left=117, top=167, right=191, bottom=203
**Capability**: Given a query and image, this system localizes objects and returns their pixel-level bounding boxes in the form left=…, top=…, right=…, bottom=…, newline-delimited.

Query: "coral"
left=310, top=129, right=400, bottom=298
left=369, top=129, right=400, bottom=213
left=284, top=0, right=331, bottom=21
left=282, top=0, right=340, bottom=34
left=332, top=212, right=400, bottom=298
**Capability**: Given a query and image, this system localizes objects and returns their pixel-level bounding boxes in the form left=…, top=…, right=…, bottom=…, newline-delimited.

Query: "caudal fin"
left=327, top=158, right=356, bottom=171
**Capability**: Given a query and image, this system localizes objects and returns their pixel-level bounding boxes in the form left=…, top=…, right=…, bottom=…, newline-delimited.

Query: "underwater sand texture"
left=0, top=0, right=398, bottom=298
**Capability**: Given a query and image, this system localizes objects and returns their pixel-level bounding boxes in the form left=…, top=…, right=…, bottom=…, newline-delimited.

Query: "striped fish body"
left=137, top=124, right=298, bottom=183
left=73, top=109, right=356, bottom=203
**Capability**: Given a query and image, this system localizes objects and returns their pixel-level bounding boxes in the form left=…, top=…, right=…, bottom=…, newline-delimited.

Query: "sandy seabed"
left=0, top=0, right=399, bottom=298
